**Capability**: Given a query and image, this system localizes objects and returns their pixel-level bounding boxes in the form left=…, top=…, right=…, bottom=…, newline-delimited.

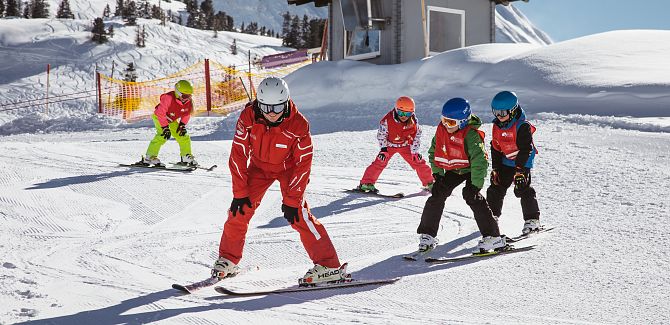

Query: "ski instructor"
left=212, top=77, right=346, bottom=286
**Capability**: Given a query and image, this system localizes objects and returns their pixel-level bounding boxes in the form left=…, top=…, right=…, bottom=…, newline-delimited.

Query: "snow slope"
left=1, top=117, right=669, bottom=324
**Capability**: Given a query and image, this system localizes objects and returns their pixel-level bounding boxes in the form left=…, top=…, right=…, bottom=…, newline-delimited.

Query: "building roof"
left=287, top=0, right=331, bottom=7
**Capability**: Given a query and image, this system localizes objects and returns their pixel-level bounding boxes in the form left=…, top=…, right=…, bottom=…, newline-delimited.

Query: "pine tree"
left=107, top=24, right=114, bottom=38
left=0, top=0, right=6, bottom=18
left=91, top=17, right=108, bottom=44
left=30, top=0, right=49, bottom=18
left=56, top=0, right=74, bottom=19
left=230, top=39, right=237, bottom=55
left=124, top=0, right=137, bottom=25
left=300, top=15, right=310, bottom=47
left=123, top=62, right=137, bottom=82
left=286, top=15, right=301, bottom=48
left=225, top=15, right=233, bottom=31
left=114, top=0, right=123, bottom=17
left=135, top=25, right=146, bottom=47
left=22, top=1, right=30, bottom=18
left=150, top=4, right=161, bottom=19
left=5, top=0, right=19, bottom=17
left=140, top=0, right=149, bottom=18
left=239, top=22, right=244, bottom=33
left=281, top=11, right=291, bottom=39
left=199, top=0, right=213, bottom=29
left=102, top=4, right=110, bottom=18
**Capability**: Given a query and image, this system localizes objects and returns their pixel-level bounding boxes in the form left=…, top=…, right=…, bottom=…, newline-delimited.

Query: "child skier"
left=213, top=77, right=346, bottom=286
left=486, top=91, right=541, bottom=235
left=140, top=80, right=198, bottom=167
left=416, top=97, right=506, bottom=254
left=357, top=96, right=434, bottom=193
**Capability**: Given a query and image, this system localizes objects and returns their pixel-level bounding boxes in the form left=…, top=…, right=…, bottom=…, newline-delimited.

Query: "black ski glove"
left=176, top=122, right=187, bottom=136
left=377, top=147, right=389, bottom=162
left=282, top=204, right=300, bottom=224
left=161, top=126, right=171, bottom=140
left=230, top=197, right=252, bottom=216
left=514, top=167, right=529, bottom=190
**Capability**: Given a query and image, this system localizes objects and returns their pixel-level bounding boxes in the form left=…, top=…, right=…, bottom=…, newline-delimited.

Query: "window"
left=427, top=6, right=465, bottom=55
left=344, top=28, right=381, bottom=60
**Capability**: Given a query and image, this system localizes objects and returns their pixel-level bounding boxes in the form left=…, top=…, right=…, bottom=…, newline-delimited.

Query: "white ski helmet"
left=257, top=77, right=290, bottom=106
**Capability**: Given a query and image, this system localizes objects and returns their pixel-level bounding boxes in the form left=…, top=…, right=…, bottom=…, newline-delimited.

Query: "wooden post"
left=421, top=0, right=428, bottom=57
left=319, top=19, right=329, bottom=61
left=45, top=64, right=50, bottom=114
left=204, top=59, right=212, bottom=115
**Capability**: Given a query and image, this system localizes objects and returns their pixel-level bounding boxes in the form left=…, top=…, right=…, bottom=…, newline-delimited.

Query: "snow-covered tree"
left=102, top=4, right=111, bottom=18
left=31, top=0, right=49, bottom=18
left=91, top=17, right=108, bottom=44
left=56, top=0, right=74, bottom=19
left=123, top=62, right=137, bottom=82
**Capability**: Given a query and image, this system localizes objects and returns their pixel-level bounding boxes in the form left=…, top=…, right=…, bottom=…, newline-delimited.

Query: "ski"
left=119, top=163, right=196, bottom=172
left=344, top=188, right=404, bottom=199
left=506, top=226, right=555, bottom=243
left=172, top=276, right=221, bottom=294
left=424, top=245, right=536, bottom=264
left=172, top=162, right=218, bottom=171
left=214, top=278, right=399, bottom=297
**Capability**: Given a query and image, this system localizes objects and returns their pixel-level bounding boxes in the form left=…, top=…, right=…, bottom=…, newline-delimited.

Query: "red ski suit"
left=219, top=100, right=340, bottom=268
left=360, top=110, right=433, bottom=186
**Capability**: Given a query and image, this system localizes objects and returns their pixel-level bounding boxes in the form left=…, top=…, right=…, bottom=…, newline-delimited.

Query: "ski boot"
left=179, top=154, right=199, bottom=167
left=140, top=156, right=165, bottom=167
left=357, top=183, right=378, bottom=193
left=211, top=257, right=240, bottom=280
left=472, top=235, right=508, bottom=254
left=298, top=263, right=350, bottom=287
left=521, top=219, right=541, bottom=235
left=418, top=234, right=438, bottom=253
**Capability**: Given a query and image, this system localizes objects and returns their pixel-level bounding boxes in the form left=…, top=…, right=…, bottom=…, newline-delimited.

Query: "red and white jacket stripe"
left=229, top=100, right=313, bottom=208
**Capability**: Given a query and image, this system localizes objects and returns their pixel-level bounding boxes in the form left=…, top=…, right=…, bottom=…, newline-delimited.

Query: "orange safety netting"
left=97, top=59, right=311, bottom=121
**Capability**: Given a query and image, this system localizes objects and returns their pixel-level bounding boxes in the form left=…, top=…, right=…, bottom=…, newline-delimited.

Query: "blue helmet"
left=491, top=91, right=519, bottom=118
left=441, top=98, right=471, bottom=129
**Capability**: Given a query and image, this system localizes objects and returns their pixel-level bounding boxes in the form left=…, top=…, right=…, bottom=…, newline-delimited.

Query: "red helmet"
left=395, top=96, right=415, bottom=113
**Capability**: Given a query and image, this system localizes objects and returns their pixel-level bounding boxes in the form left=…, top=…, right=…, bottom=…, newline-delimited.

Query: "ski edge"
left=507, top=226, right=556, bottom=243
left=119, top=163, right=196, bottom=172
left=344, top=189, right=404, bottom=198
left=214, top=277, right=400, bottom=297
left=424, top=245, right=537, bottom=264
left=172, top=276, right=221, bottom=294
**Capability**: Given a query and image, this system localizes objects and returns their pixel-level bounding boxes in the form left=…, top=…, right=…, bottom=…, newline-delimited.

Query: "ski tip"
left=172, top=284, right=191, bottom=294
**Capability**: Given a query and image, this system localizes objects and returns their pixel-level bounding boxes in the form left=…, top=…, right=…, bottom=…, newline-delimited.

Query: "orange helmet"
left=395, top=96, right=415, bottom=113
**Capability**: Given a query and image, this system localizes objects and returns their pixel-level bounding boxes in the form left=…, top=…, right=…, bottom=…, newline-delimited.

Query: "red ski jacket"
left=229, top=100, right=313, bottom=208
left=153, top=91, right=193, bottom=127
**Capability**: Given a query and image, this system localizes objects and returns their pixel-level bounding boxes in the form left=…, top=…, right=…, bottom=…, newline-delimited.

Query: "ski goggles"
left=441, top=116, right=466, bottom=128
left=492, top=104, right=517, bottom=117
left=258, top=101, right=288, bottom=114
left=395, top=108, right=413, bottom=117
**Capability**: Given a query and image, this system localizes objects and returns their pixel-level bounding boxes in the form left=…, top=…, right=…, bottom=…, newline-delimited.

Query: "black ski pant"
left=486, top=165, right=540, bottom=221
left=417, top=171, right=500, bottom=238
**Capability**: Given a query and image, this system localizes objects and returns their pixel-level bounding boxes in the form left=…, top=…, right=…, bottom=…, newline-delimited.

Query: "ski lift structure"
left=288, top=0, right=530, bottom=64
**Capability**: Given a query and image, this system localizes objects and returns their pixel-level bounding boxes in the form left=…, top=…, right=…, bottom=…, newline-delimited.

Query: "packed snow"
left=1, top=7, right=670, bottom=325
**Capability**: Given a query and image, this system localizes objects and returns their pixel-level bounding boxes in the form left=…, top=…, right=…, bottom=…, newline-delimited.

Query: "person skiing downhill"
left=213, top=77, right=346, bottom=286
left=140, top=80, right=198, bottom=167
left=486, top=91, right=541, bottom=235
left=416, top=98, right=506, bottom=254
left=357, top=96, right=434, bottom=193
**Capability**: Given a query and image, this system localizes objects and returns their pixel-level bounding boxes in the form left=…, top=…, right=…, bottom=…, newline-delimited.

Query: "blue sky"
left=517, top=0, right=670, bottom=42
